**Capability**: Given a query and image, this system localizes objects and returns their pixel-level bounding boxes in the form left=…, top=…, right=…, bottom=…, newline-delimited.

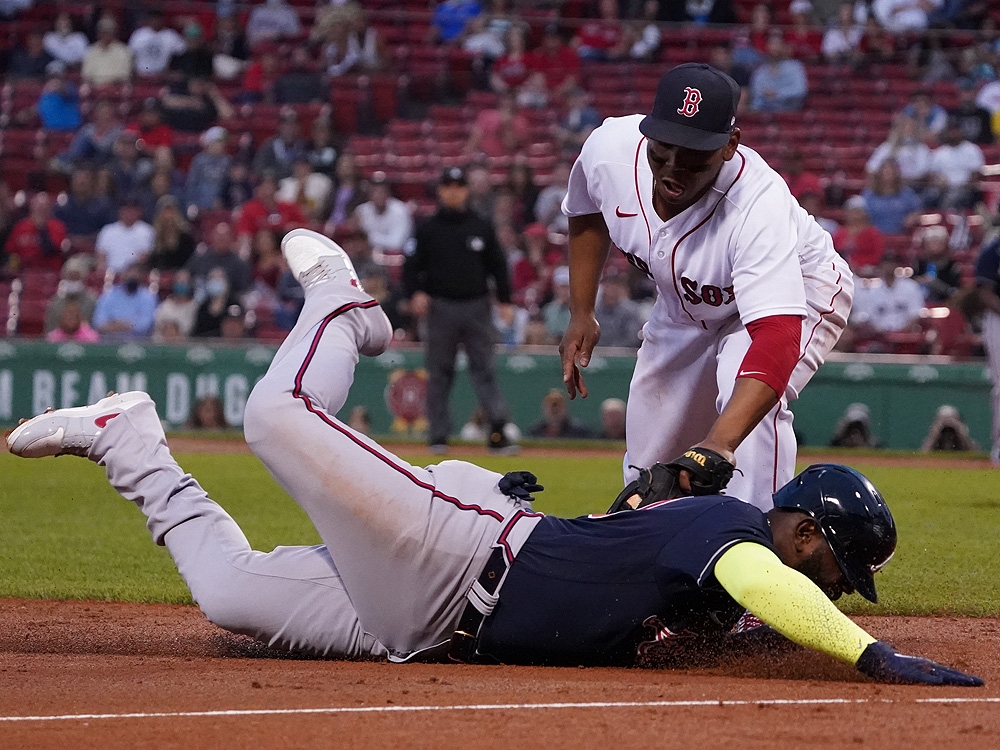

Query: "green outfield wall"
left=0, top=341, right=991, bottom=450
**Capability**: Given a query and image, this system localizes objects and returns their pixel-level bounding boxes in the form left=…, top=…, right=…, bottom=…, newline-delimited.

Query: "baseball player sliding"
left=560, top=63, right=853, bottom=506
left=6, top=229, right=978, bottom=686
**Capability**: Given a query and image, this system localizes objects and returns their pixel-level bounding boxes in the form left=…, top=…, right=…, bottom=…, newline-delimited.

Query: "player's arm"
left=695, top=314, right=801, bottom=462
left=714, top=542, right=983, bottom=686
left=560, top=212, right=611, bottom=399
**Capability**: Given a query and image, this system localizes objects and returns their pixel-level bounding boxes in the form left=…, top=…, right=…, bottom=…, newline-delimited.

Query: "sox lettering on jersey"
left=676, top=87, right=702, bottom=118
left=680, top=276, right=736, bottom=307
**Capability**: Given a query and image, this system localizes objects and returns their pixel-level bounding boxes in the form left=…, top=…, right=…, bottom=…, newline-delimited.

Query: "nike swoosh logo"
left=738, top=371, right=767, bottom=377
left=615, top=206, right=638, bottom=217
left=94, top=413, right=121, bottom=428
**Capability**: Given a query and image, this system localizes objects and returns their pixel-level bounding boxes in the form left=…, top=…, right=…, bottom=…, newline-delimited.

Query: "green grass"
left=1, top=451, right=997, bottom=615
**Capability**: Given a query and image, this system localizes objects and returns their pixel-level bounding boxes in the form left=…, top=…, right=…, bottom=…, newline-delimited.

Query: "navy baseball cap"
left=639, top=63, right=741, bottom=151
left=440, top=166, right=467, bottom=185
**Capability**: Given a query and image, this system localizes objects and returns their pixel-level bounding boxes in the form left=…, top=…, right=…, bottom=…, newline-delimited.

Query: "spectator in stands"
left=238, top=48, right=279, bottom=105
left=489, top=26, right=530, bottom=94
left=465, top=162, right=496, bottom=222
left=133, top=99, right=174, bottom=154
left=44, top=260, right=97, bottom=334
left=43, top=12, right=89, bottom=68
left=707, top=43, right=752, bottom=88
left=951, top=79, right=995, bottom=145
left=246, top=0, right=301, bottom=49
left=235, top=174, right=307, bottom=252
left=82, top=16, right=132, bottom=86
left=900, top=89, right=948, bottom=141
left=277, top=155, right=333, bottom=221
left=7, top=31, right=52, bottom=79
left=316, top=1, right=384, bottom=77
left=913, top=224, right=962, bottom=304
left=465, top=90, right=530, bottom=158
left=250, top=228, right=285, bottom=291
left=595, top=270, right=644, bottom=349
left=323, top=153, right=364, bottom=233
left=139, top=168, right=183, bottom=224
left=599, top=397, right=627, bottom=441
left=747, top=2, right=774, bottom=56
left=431, top=0, right=482, bottom=44
left=800, top=189, right=839, bottom=235
left=50, top=99, right=123, bottom=173
left=186, top=395, right=228, bottom=428
left=623, top=1, right=662, bottom=63
left=555, top=87, right=601, bottom=156
left=785, top=0, right=824, bottom=61
left=573, top=0, right=628, bottom=62
left=658, top=0, right=737, bottom=23
left=152, top=269, right=198, bottom=341
left=527, top=389, right=593, bottom=439
left=534, top=161, right=571, bottom=234
left=3, top=193, right=67, bottom=273
left=55, top=168, right=116, bottom=239
left=148, top=196, right=195, bottom=271
left=161, top=76, right=234, bottom=134
left=504, top=162, right=539, bottom=230
left=975, top=77, right=1000, bottom=121
left=274, top=47, right=325, bottom=104
left=274, top=265, right=305, bottom=329
left=253, top=110, right=307, bottom=180
left=213, top=12, right=250, bottom=79
left=185, top=126, right=231, bottom=213
left=850, top=251, right=926, bottom=335
left=46, top=299, right=100, bottom=343
left=37, top=62, right=82, bottom=132
left=542, top=265, right=572, bottom=343
left=833, top=195, right=886, bottom=274
left=128, top=11, right=185, bottom=78
left=821, top=2, right=864, bottom=64
left=925, top=119, right=985, bottom=210
left=95, top=196, right=155, bottom=274
left=168, top=22, right=213, bottom=80
left=354, top=173, right=413, bottom=256
left=861, top=159, right=923, bottom=235
left=108, top=130, right=153, bottom=200
left=186, top=221, right=253, bottom=299
left=219, top=302, right=254, bottom=340
left=781, top=148, right=824, bottom=202
left=92, top=263, right=157, bottom=338
left=305, top=116, right=340, bottom=179
left=872, top=0, right=943, bottom=33
left=865, top=115, right=931, bottom=188
left=220, top=161, right=255, bottom=210
left=749, top=33, right=809, bottom=112
left=192, top=267, right=241, bottom=337
left=525, top=23, right=581, bottom=100
left=462, top=15, right=506, bottom=81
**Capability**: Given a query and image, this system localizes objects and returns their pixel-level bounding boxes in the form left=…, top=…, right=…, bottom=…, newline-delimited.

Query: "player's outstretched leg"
left=244, top=228, right=531, bottom=660
left=6, top=392, right=386, bottom=659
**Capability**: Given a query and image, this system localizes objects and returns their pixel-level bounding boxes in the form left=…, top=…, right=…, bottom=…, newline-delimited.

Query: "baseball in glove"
left=606, top=447, right=737, bottom=513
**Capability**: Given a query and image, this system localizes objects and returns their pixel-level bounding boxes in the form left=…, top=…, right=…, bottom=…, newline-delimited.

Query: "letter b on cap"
left=677, top=87, right=702, bottom=118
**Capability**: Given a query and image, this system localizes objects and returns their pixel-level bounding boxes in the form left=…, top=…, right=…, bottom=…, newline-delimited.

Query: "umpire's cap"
left=639, top=63, right=740, bottom=151
left=772, top=464, right=896, bottom=603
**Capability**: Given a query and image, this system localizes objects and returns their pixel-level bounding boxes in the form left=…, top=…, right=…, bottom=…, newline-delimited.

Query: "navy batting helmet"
left=772, top=464, right=896, bottom=603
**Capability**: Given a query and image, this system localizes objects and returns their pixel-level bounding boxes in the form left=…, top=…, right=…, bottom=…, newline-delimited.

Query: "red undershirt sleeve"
left=738, top=315, right=803, bottom=397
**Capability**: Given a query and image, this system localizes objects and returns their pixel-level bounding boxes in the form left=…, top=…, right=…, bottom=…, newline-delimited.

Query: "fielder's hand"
left=667, top=446, right=737, bottom=496
left=559, top=314, right=600, bottom=400
left=856, top=641, right=983, bottom=686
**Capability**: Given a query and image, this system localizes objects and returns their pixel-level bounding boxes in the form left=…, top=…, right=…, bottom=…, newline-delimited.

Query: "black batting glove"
left=856, top=641, right=983, bottom=687
left=498, top=471, right=544, bottom=502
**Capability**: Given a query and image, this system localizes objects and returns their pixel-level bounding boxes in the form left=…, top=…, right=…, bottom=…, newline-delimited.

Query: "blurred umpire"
left=403, top=166, right=518, bottom=455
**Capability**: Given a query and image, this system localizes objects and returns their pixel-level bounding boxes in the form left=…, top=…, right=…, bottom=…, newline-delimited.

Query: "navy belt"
left=448, top=545, right=508, bottom=663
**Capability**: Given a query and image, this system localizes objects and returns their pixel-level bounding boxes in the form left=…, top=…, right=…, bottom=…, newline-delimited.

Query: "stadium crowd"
left=1, top=0, right=999, bottom=359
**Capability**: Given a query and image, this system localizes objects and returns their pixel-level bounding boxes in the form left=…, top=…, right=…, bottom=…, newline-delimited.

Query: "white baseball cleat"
left=6, top=391, right=151, bottom=459
left=282, top=227, right=363, bottom=292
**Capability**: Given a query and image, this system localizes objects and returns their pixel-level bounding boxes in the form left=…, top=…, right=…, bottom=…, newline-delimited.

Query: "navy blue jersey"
left=477, top=496, right=775, bottom=666
left=974, top=236, right=1000, bottom=296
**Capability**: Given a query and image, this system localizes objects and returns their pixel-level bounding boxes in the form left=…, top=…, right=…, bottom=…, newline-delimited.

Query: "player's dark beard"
left=796, top=548, right=841, bottom=601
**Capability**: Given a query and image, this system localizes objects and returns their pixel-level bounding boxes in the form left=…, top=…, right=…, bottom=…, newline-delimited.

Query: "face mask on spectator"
left=206, top=279, right=228, bottom=298
left=63, top=280, right=84, bottom=295
left=124, top=279, right=140, bottom=295
left=173, top=282, right=190, bottom=297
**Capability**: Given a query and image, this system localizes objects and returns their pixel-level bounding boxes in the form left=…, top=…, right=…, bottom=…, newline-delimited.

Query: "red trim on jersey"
left=738, top=314, right=802, bottom=396
left=798, top=262, right=845, bottom=365
left=670, top=149, right=747, bottom=325
left=496, top=509, right=544, bottom=563
left=292, top=301, right=505, bottom=522
left=633, top=137, right=652, bottom=250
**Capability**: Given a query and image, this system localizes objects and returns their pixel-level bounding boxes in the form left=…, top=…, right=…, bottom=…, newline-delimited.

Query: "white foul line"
left=1, top=697, right=999, bottom=724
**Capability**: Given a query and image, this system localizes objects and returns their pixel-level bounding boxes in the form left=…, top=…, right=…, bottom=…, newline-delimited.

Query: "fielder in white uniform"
left=560, top=63, right=853, bottom=508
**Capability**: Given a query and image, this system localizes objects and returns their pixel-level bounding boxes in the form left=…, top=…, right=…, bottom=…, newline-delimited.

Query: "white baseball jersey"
left=562, top=115, right=854, bottom=507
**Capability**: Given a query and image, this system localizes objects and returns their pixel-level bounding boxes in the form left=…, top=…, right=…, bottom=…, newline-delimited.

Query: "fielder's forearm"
left=714, top=542, right=876, bottom=665
left=567, top=213, right=612, bottom=315
left=703, top=378, right=779, bottom=455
